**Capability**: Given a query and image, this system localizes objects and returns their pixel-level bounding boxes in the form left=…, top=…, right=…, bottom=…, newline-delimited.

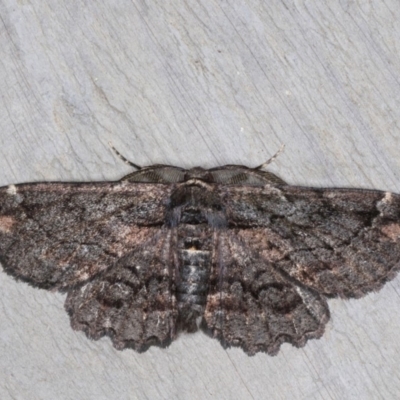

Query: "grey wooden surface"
left=1, top=1, right=400, bottom=399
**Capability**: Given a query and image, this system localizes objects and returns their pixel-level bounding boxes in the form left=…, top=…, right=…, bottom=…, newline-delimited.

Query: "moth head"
left=121, top=165, right=286, bottom=186
left=184, top=167, right=213, bottom=181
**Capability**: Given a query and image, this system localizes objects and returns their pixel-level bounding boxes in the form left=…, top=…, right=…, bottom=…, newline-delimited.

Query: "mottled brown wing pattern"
left=2, top=163, right=400, bottom=356
left=0, top=181, right=180, bottom=350
left=203, top=230, right=329, bottom=355
left=221, top=186, right=400, bottom=298
left=0, top=182, right=174, bottom=289
left=65, top=228, right=178, bottom=351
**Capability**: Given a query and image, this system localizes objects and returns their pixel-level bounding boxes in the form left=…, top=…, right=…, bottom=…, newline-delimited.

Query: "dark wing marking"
left=65, top=228, right=178, bottom=351
left=0, top=182, right=174, bottom=290
left=203, top=231, right=329, bottom=355
left=221, top=185, right=400, bottom=298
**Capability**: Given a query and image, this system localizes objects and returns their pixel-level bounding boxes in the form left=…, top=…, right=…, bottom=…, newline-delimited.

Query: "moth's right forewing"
left=220, top=184, right=400, bottom=298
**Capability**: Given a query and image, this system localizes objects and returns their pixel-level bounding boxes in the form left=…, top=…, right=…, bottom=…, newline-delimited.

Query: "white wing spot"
left=78, top=272, right=90, bottom=281
left=6, top=185, right=17, bottom=195
left=383, top=192, right=393, bottom=203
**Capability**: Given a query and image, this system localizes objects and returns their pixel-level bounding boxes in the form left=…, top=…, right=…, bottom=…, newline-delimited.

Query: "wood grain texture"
left=1, top=1, right=400, bottom=399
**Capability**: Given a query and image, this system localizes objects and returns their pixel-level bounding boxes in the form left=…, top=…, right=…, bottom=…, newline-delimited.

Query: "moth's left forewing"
left=0, top=181, right=175, bottom=290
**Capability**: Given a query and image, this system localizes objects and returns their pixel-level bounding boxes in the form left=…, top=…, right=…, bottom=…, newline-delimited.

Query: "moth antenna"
left=256, top=144, right=285, bottom=170
left=108, top=142, right=141, bottom=170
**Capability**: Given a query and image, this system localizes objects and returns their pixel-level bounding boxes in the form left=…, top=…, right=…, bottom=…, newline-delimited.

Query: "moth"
left=1, top=157, right=400, bottom=356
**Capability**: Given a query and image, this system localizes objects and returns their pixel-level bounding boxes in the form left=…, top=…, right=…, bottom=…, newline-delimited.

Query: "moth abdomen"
left=176, top=247, right=211, bottom=332
left=177, top=249, right=210, bottom=301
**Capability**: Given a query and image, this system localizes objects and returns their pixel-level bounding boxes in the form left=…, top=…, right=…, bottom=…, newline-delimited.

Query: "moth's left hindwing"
left=65, top=228, right=178, bottom=351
